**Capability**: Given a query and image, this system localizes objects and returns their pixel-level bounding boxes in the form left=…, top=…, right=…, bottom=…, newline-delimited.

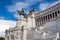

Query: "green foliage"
left=0, top=37, right=5, bottom=40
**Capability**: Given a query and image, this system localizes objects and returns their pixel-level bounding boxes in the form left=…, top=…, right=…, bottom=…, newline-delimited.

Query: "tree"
left=0, top=37, right=5, bottom=40
left=17, top=8, right=27, bottom=18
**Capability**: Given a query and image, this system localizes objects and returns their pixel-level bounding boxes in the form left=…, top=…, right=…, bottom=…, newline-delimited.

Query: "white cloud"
left=0, top=19, right=16, bottom=37
left=6, top=2, right=30, bottom=18
left=0, top=32, right=5, bottom=37
left=51, top=0, right=60, bottom=7
left=39, top=0, right=60, bottom=11
left=6, top=0, right=60, bottom=18
left=0, top=16, right=5, bottom=19
left=6, top=2, right=29, bottom=12
left=6, top=0, right=43, bottom=18
left=14, top=12, right=20, bottom=18
left=6, top=0, right=43, bottom=12
left=39, top=3, right=49, bottom=10
left=25, top=0, right=42, bottom=3
left=0, top=19, right=16, bottom=32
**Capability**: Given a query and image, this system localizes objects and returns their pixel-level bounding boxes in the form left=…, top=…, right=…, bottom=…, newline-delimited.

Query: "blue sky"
left=0, top=0, right=60, bottom=37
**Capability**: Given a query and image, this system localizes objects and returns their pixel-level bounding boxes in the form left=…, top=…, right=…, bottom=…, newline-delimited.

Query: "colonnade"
left=35, top=10, right=60, bottom=27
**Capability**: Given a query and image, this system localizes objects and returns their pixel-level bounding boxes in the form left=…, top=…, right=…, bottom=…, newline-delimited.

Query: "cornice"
left=35, top=3, right=60, bottom=17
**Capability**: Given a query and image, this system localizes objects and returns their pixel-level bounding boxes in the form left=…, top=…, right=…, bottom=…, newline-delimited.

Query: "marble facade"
left=5, top=3, right=60, bottom=40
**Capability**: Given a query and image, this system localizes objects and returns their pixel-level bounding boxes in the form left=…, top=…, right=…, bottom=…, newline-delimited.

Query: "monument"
left=5, top=3, right=60, bottom=40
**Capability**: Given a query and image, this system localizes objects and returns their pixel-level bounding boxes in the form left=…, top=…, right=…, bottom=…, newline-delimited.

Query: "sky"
left=0, top=0, right=60, bottom=37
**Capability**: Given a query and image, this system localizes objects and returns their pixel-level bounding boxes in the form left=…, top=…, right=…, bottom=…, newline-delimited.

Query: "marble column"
left=51, top=13, right=53, bottom=20
left=45, top=16, right=47, bottom=22
left=40, top=18, right=41, bottom=26
left=49, top=14, right=51, bottom=21
left=44, top=17, right=45, bottom=24
left=58, top=10, right=60, bottom=14
left=54, top=12, right=56, bottom=18
left=51, top=14, right=53, bottom=20
left=47, top=15, right=49, bottom=21
left=50, top=14, right=52, bottom=21
left=39, top=18, right=40, bottom=27
left=42, top=17, right=44, bottom=25
left=36, top=19, right=38, bottom=27
left=41, top=18, right=42, bottom=26
left=47, top=15, right=48, bottom=22
left=43, top=17, right=45, bottom=24
left=38, top=19, right=39, bottom=27
left=52, top=13, right=54, bottom=18
left=35, top=19, right=37, bottom=27
left=44, top=16, right=46, bottom=23
left=55, top=12, right=57, bottom=17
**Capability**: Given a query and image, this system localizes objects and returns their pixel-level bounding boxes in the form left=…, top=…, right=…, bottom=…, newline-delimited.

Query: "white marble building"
left=5, top=3, right=60, bottom=40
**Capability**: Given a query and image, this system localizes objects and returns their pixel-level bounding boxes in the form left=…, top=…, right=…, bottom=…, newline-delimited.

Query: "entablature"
left=35, top=3, right=60, bottom=19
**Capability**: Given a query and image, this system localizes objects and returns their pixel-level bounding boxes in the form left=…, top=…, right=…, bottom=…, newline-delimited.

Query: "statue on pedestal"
left=17, top=8, right=27, bottom=18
